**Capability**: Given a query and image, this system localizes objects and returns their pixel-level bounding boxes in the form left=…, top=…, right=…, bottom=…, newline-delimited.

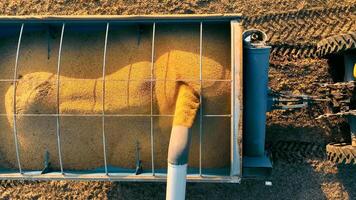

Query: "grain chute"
left=0, top=15, right=245, bottom=182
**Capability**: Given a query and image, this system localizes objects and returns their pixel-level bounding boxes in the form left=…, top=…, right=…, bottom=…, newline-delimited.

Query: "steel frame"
left=0, top=15, right=242, bottom=183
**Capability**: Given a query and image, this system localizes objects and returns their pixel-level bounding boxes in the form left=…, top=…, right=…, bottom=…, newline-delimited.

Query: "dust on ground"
left=0, top=0, right=355, bottom=199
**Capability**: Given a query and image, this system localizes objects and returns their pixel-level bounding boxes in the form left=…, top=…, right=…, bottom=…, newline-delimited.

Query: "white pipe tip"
left=265, top=181, right=272, bottom=186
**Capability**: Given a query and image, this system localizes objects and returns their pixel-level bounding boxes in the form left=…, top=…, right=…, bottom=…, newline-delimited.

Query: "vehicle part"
left=242, top=29, right=272, bottom=177
left=317, top=32, right=356, bottom=58
left=322, top=51, right=356, bottom=164
left=0, top=15, right=244, bottom=184
left=326, top=143, right=356, bottom=164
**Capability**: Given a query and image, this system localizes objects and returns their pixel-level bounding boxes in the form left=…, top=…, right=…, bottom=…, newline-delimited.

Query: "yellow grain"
left=0, top=24, right=231, bottom=170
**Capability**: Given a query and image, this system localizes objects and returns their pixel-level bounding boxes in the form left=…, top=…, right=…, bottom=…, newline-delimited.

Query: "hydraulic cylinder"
left=243, top=44, right=271, bottom=157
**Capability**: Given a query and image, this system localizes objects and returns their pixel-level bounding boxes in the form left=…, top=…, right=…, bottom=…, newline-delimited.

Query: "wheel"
left=326, top=143, right=356, bottom=164
left=317, top=32, right=356, bottom=57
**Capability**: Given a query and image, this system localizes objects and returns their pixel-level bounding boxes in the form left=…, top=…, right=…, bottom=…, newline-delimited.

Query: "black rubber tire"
left=316, top=32, right=356, bottom=57
left=272, top=141, right=325, bottom=163
left=326, top=143, right=356, bottom=165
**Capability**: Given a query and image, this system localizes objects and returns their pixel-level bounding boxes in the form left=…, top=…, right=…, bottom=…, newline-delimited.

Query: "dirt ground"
left=0, top=160, right=354, bottom=199
left=0, top=0, right=355, bottom=199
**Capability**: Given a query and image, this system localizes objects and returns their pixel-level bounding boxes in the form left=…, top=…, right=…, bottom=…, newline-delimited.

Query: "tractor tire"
left=326, top=143, right=356, bottom=165
left=272, top=141, right=325, bottom=163
left=317, top=32, right=356, bottom=57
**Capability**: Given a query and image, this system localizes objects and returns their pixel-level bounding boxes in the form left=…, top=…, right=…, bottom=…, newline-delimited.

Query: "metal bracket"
left=47, top=25, right=57, bottom=60
left=242, top=29, right=267, bottom=48
left=242, top=152, right=272, bottom=177
left=316, top=110, right=356, bottom=119
left=137, top=24, right=144, bottom=46
left=41, top=151, right=53, bottom=174
left=267, top=89, right=328, bottom=111
left=135, top=141, right=143, bottom=175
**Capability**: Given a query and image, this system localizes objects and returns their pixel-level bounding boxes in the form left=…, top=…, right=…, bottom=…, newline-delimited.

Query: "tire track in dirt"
left=244, top=5, right=356, bottom=60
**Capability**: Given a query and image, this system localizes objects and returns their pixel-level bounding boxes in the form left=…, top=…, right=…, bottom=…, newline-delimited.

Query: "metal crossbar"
left=0, top=113, right=231, bottom=117
left=230, top=21, right=241, bottom=177
left=12, top=23, right=24, bottom=174
left=230, top=21, right=236, bottom=177
left=0, top=79, right=232, bottom=82
left=199, top=22, right=203, bottom=176
left=56, top=23, right=65, bottom=174
left=101, top=22, right=110, bottom=175
left=230, top=21, right=237, bottom=176
left=150, top=22, right=156, bottom=176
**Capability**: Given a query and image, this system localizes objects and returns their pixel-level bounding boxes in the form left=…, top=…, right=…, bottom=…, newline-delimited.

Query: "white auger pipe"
left=166, top=163, right=188, bottom=200
left=166, top=126, right=191, bottom=200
